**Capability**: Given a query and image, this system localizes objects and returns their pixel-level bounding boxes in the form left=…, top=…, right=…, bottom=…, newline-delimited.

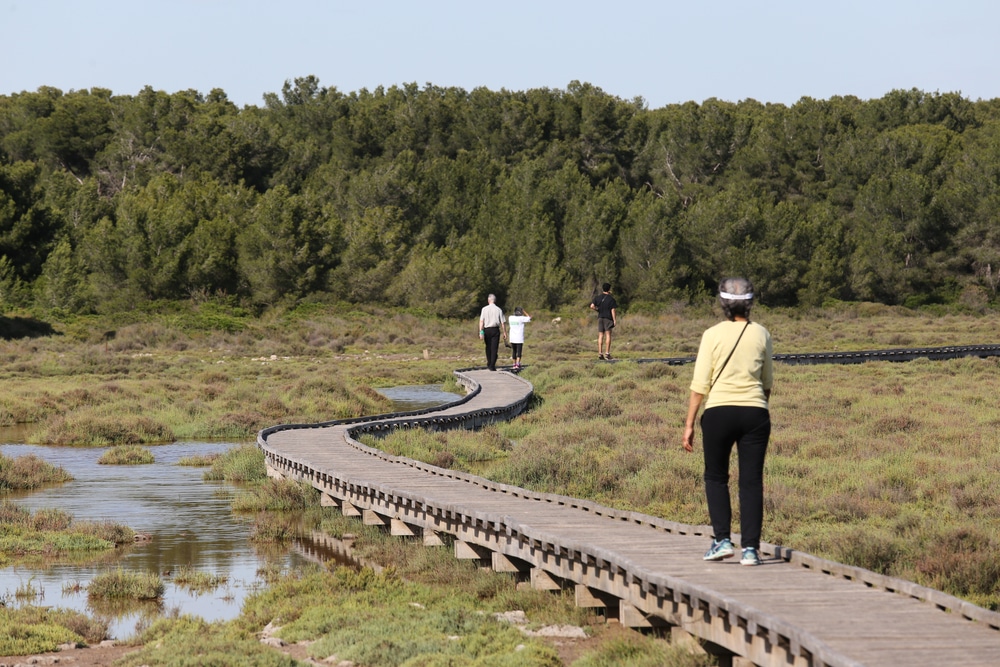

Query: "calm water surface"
left=375, top=384, right=463, bottom=411
left=0, top=385, right=460, bottom=639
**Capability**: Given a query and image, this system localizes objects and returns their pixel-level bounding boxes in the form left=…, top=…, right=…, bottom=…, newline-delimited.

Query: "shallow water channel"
left=0, top=384, right=461, bottom=640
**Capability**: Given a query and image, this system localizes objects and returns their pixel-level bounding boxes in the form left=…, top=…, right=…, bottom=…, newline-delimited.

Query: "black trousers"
left=483, top=326, right=501, bottom=370
left=701, top=405, right=770, bottom=549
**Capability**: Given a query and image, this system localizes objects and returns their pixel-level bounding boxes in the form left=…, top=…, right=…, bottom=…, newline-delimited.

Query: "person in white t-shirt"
left=507, top=307, right=531, bottom=370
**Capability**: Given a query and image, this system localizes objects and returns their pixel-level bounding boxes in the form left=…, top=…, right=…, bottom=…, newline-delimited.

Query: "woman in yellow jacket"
left=682, top=277, right=773, bottom=566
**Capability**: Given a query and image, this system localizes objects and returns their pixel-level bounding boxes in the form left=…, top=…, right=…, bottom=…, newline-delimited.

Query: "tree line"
left=2, top=77, right=999, bottom=317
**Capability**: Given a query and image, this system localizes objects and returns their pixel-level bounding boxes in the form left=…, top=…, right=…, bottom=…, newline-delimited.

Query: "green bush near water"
left=177, top=453, right=221, bottom=466
left=172, top=565, right=228, bottom=594
left=0, top=606, right=108, bottom=656
left=231, top=478, right=311, bottom=512
left=0, top=500, right=134, bottom=566
left=116, top=615, right=304, bottom=667
left=236, top=566, right=563, bottom=667
left=97, top=444, right=155, bottom=464
left=203, top=443, right=267, bottom=482
left=0, top=452, right=73, bottom=489
left=87, top=568, right=165, bottom=600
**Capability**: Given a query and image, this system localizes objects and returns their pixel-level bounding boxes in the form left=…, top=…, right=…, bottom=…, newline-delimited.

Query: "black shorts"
left=598, top=318, right=615, bottom=333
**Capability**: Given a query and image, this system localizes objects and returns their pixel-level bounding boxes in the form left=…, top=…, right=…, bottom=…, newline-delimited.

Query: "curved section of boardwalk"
left=259, top=363, right=1000, bottom=667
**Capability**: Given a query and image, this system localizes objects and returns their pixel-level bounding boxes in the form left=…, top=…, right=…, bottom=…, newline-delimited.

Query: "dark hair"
left=514, top=307, right=524, bottom=316
left=602, top=283, right=611, bottom=292
left=718, top=277, right=754, bottom=321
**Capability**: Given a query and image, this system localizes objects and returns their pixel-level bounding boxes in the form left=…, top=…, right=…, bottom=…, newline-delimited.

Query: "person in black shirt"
left=589, top=283, right=618, bottom=360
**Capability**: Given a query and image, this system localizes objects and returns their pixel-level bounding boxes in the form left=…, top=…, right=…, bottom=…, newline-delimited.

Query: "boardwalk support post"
left=491, top=552, right=529, bottom=574
left=362, top=509, right=386, bottom=526
left=530, top=568, right=563, bottom=591
left=620, top=602, right=669, bottom=629
left=390, top=519, right=417, bottom=537
left=575, top=584, right=619, bottom=616
left=340, top=501, right=362, bottom=518
left=455, top=540, right=491, bottom=562
left=423, top=530, right=446, bottom=547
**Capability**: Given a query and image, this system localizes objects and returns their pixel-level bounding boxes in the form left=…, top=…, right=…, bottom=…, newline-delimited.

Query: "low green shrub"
left=203, top=443, right=266, bottom=482
left=232, top=478, right=312, bottom=512
left=0, top=452, right=73, bottom=489
left=88, top=568, right=164, bottom=600
left=98, top=444, right=155, bottom=465
left=117, top=615, right=301, bottom=667
left=177, top=453, right=220, bottom=466
left=572, top=635, right=716, bottom=667
left=248, top=513, right=296, bottom=542
left=172, top=565, right=228, bottom=594
left=72, top=519, right=136, bottom=545
left=34, top=414, right=174, bottom=446
left=236, top=566, right=563, bottom=667
left=0, top=606, right=99, bottom=656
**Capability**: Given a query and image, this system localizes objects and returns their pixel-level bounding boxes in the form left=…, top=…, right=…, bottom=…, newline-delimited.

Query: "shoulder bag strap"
left=710, top=321, right=750, bottom=389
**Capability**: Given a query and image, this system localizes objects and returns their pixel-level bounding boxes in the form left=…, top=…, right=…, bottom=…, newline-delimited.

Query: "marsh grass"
left=88, top=568, right=165, bottom=600
left=572, top=635, right=716, bottom=667
left=5, top=302, right=1000, bottom=659
left=0, top=501, right=134, bottom=566
left=248, top=513, right=297, bottom=543
left=203, top=443, right=267, bottom=482
left=172, top=565, right=228, bottom=594
left=117, top=614, right=306, bottom=667
left=176, top=453, right=220, bottom=466
left=0, top=306, right=465, bottom=447
left=234, top=565, right=564, bottom=667
left=0, top=606, right=107, bottom=656
left=14, top=576, right=43, bottom=600
left=0, top=452, right=73, bottom=489
left=232, top=479, right=312, bottom=512
left=97, top=444, right=155, bottom=465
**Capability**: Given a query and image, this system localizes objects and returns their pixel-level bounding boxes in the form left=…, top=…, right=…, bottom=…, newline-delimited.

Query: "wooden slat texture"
left=259, top=368, right=1000, bottom=667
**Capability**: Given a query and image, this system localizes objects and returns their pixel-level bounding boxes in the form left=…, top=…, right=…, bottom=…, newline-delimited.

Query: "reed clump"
left=172, top=565, right=228, bottom=594
left=98, top=444, right=156, bottom=465
left=0, top=501, right=134, bottom=566
left=87, top=568, right=165, bottom=600
left=202, top=443, right=267, bottom=482
left=231, top=478, right=311, bottom=512
left=0, top=452, right=73, bottom=489
left=176, top=453, right=220, bottom=466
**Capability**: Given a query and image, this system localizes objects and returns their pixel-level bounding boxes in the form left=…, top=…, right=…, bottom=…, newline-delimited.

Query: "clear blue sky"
left=2, top=0, right=997, bottom=109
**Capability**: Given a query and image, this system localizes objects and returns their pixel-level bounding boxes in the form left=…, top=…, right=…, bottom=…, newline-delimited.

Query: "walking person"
left=589, top=283, right=617, bottom=360
left=478, top=294, right=507, bottom=371
left=507, top=307, right=531, bottom=370
left=682, top=278, right=773, bottom=566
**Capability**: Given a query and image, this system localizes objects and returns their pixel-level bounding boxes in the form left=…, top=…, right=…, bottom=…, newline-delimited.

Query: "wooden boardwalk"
left=259, top=368, right=1000, bottom=667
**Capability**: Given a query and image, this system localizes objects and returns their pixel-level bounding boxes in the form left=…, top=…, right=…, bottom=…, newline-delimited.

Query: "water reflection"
left=375, top=384, right=463, bottom=412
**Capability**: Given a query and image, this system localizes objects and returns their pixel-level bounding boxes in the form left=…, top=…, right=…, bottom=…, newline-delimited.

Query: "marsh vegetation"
left=1, top=304, right=998, bottom=664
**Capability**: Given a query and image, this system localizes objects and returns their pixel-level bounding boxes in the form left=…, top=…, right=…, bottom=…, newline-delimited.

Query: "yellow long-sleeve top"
left=690, top=320, right=773, bottom=410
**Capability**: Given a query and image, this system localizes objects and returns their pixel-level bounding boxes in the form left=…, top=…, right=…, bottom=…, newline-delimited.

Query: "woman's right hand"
left=682, top=425, right=695, bottom=452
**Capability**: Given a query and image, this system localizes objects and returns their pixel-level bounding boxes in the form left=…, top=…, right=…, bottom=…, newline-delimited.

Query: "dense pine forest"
left=2, top=77, right=1000, bottom=318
